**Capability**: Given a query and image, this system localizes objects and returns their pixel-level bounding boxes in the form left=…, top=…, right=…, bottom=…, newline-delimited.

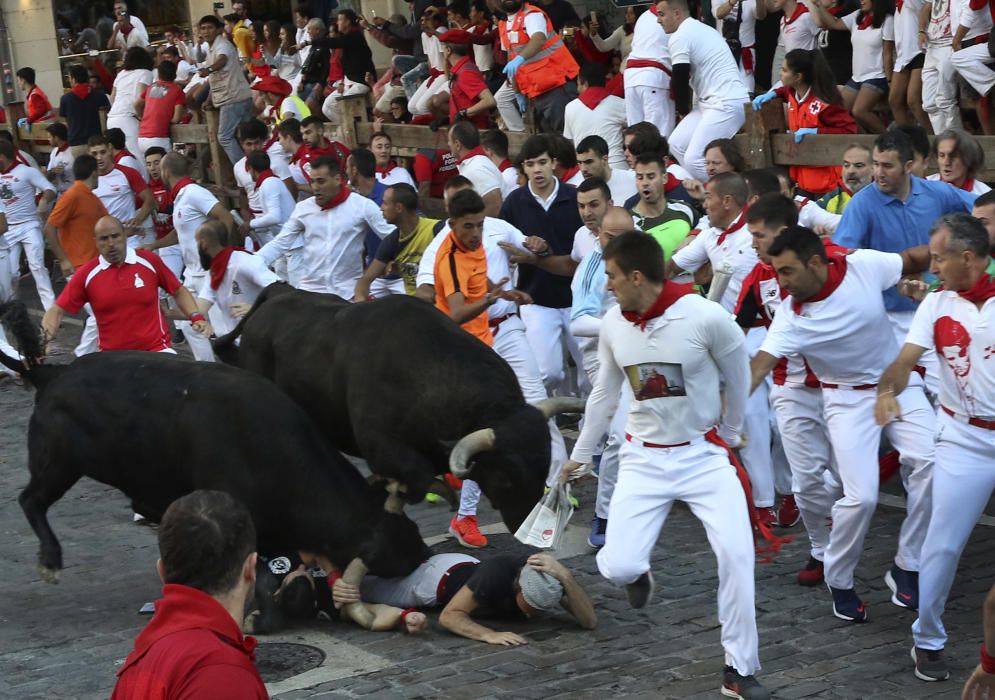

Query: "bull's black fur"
left=213, top=286, right=552, bottom=530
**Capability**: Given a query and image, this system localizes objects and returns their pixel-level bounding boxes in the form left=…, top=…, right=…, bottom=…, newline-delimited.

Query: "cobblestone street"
left=0, top=311, right=992, bottom=699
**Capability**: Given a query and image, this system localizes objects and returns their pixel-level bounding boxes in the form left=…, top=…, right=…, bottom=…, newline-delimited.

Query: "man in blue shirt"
left=348, top=148, right=402, bottom=296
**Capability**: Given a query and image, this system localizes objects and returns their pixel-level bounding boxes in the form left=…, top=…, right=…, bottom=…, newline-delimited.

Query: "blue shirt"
left=362, top=181, right=397, bottom=277
left=833, top=177, right=976, bottom=312
left=571, top=244, right=606, bottom=320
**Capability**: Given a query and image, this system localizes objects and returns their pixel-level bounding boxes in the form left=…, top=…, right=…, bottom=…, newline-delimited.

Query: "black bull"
left=213, top=284, right=583, bottom=531
left=0, top=304, right=428, bottom=584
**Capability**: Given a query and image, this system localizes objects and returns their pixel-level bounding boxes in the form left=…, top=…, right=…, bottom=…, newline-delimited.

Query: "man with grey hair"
left=877, top=214, right=995, bottom=684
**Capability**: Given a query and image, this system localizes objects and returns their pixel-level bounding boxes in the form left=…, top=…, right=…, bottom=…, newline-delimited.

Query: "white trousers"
left=921, top=45, right=963, bottom=133
left=913, top=413, right=995, bottom=650
left=624, top=84, right=675, bottom=136
left=178, top=272, right=218, bottom=362
left=770, top=383, right=840, bottom=560
left=106, top=115, right=147, bottom=179
left=157, top=245, right=185, bottom=281
left=361, top=553, right=479, bottom=608
left=669, top=100, right=746, bottom=182
left=5, top=221, right=55, bottom=310
left=375, top=83, right=406, bottom=114
left=821, top=383, right=935, bottom=590
left=520, top=304, right=588, bottom=397
left=741, top=327, right=776, bottom=508
left=595, top=388, right=629, bottom=520
left=322, top=81, right=372, bottom=124
left=137, top=136, right=172, bottom=159
left=369, top=277, right=406, bottom=298
left=408, top=75, right=448, bottom=117
left=75, top=308, right=100, bottom=356
left=951, top=43, right=995, bottom=98
left=597, top=437, right=761, bottom=676
left=495, top=82, right=526, bottom=132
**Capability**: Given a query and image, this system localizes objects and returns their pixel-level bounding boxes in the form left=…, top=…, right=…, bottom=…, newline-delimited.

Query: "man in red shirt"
left=15, top=67, right=54, bottom=130
left=40, top=216, right=208, bottom=353
left=112, top=490, right=268, bottom=700
left=439, top=30, right=496, bottom=129
left=136, top=59, right=187, bottom=156
left=412, top=147, right=459, bottom=199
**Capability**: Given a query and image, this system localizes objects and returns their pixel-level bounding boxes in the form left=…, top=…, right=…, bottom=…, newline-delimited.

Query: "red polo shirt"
left=448, top=56, right=490, bottom=129
left=57, top=248, right=181, bottom=352
left=112, top=584, right=268, bottom=700
left=413, top=148, right=459, bottom=197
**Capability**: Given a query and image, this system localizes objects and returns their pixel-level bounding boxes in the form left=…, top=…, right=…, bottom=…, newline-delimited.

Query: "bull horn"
left=536, top=397, right=587, bottom=419
left=449, top=428, right=496, bottom=478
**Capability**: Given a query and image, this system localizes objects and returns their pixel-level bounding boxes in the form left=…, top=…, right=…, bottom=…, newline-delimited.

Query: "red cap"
left=251, top=75, right=293, bottom=97
left=438, top=29, right=474, bottom=45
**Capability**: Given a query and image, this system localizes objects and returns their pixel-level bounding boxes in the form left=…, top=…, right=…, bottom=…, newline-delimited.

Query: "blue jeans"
left=217, top=98, right=254, bottom=165
left=399, top=61, right=428, bottom=100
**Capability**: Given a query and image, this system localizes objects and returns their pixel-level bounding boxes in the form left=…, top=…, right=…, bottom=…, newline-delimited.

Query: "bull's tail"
left=0, top=301, right=64, bottom=390
left=211, top=281, right=292, bottom=365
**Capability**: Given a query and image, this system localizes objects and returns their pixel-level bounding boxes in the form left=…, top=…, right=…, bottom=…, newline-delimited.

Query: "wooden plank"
left=336, top=95, right=368, bottom=151
left=169, top=124, right=211, bottom=144
left=353, top=122, right=532, bottom=156
left=203, top=109, right=234, bottom=196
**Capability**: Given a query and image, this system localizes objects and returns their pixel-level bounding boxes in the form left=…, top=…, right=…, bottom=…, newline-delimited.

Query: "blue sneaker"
left=885, top=565, right=919, bottom=610
left=588, top=517, right=607, bottom=548
left=828, top=585, right=868, bottom=622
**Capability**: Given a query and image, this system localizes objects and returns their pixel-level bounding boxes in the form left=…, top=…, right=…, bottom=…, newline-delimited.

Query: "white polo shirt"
left=668, top=18, right=749, bottom=107
left=258, top=192, right=394, bottom=298
left=458, top=153, right=503, bottom=198
left=906, top=286, right=995, bottom=417
left=171, top=182, right=221, bottom=275
left=572, top=293, right=745, bottom=459
left=760, top=250, right=903, bottom=386
left=197, top=250, right=279, bottom=335
left=671, top=210, right=758, bottom=312
left=563, top=95, right=628, bottom=170
left=0, top=162, right=55, bottom=225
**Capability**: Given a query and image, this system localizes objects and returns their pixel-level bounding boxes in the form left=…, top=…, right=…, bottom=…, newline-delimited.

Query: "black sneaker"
left=587, top=516, right=607, bottom=548
left=172, top=329, right=186, bottom=345
left=828, top=584, right=868, bottom=622
left=722, top=666, right=771, bottom=699
left=885, top=565, right=919, bottom=610
left=911, top=646, right=949, bottom=682
left=625, top=571, right=654, bottom=609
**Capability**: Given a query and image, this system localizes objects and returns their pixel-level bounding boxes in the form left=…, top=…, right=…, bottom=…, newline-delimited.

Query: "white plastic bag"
left=514, top=483, right=574, bottom=549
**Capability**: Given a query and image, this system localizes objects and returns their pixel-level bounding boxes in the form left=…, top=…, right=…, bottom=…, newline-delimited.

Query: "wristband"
left=189, top=312, right=206, bottom=324
left=400, top=608, right=418, bottom=624
left=982, top=643, right=995, bottom=674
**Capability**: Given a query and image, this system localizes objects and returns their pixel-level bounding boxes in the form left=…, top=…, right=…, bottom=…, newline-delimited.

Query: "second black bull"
left=214, top=284, right=583, bottom=530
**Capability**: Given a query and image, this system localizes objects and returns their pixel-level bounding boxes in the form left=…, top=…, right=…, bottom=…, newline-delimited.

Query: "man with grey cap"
left=333, top=552, right=597, bottom=645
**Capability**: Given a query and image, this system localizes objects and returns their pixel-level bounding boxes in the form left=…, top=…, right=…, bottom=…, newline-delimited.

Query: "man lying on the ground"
left=332, top=552, right=598, bottom=646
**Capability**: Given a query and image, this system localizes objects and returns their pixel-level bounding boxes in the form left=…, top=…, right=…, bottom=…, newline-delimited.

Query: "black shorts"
left=905, top=53, right=926, bottom=71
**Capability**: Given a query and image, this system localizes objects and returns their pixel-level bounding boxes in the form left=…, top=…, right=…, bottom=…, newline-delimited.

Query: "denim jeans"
left=398, top=60, right=428, bottom=99
left=217, top=98, right=254, bottom=165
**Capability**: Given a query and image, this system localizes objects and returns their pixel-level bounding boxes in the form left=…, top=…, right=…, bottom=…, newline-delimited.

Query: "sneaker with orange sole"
left=450, top=514, right=488, bottom=548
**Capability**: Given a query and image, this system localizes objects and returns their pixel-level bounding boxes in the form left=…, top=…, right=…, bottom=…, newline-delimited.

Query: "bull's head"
left=448, top=397, right=585, bottom=531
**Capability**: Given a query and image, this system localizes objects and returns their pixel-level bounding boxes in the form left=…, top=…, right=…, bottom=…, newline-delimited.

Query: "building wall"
left=2, top=0, right=61, bottom=105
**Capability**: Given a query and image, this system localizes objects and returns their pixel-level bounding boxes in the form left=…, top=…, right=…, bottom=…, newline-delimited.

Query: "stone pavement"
left=0, top=300, right=992, bottom=699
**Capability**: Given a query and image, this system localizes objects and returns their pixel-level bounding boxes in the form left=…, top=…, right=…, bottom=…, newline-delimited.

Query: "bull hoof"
left=38, top=564, right=60, bottom=584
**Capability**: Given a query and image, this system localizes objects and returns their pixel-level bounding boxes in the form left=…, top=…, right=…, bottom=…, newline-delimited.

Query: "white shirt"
left=606, top=168, right=638, bottom=204
left=529, top=178, right=560, bottom=212
left=501, top=10, right=549, bottom=50
left=197, top=250, right=279, bottom=335
left=894, top=0, right=928, bottom=68
left=47, top=147, right=75, bottom=195
left=94, top=166, right=142, bottom=225
left=926, top=174, right=992, bottom=195
left=172, top=182, right=221, bottom=275
left=267, top=140, right=293, bottom=182
left=796, top=195, right=842, bottom=232
left=668, top=18, right=749, bottom=106
left=417, top=216, right=527, bottom=319
left=906, top=286, right=995, bottom=417
left=670, top=211, right=758, bottom=312
left=113, top=14, right=149, bottom=50
left=953, top=0, right=993, bottom=38
left=0, top=163, right=50, bottom=226
left=714, top=0, right=758, bottom=47
left=258, top=192, right=394, bottom=298
left=842, top=12, right=895, bottom=82
left=563, top=95, right=628, bottom=170
left=780, top=7, right=821, bottom=51
left=375, top=164, right=416, bottom=188
left=927, top=0, right=953, bottom=45
left=249, top=175, right=297, bottom=237
left=423, top=31, right=446, bottom=72
left=625, top=11, right=671, bottom=89
left=571, top=225, right=597, bottom=263
left=760, top=250, right=904, bottom=386
left=500, top=165, right=520, bottom=199
left=108, top=68, right=154, bottom=119
left=458, top=154, right=503, bottom=197
left=572, top=294, right=746, bottom=458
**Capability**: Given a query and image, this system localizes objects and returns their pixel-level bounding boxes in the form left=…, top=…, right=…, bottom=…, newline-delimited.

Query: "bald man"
left=41, top=216, right=208, bottom=353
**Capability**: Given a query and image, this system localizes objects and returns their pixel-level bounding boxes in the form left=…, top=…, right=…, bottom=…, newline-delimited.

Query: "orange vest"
left=498, top=4, right=578, bottom=98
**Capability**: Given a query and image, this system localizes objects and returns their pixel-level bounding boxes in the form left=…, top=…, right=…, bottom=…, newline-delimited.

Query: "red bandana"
left=622, top=281, right=696, bottom=330
left=457, top=146, right=487, bottom=164
left=290, top=144, right=306, bottom=164
left=70, top=84, right=91, bottom=100
left=498, top=158, right=513, bottom=172
left=783, top=3, right=808, bottom=24
left=578, top=86, right=611, bottom=110
left=957, top=272, right=995, bottom=303
left=209, top=246, right=248, bottom=290
left=254, top=169, right=276, bottom=189
left=376, top=162, right=399, bottom=176
left=716, top=209, right=748, bottom=246
left=857, top=11, right=874, bottom=28
left=113, top=150, right=134, bottom=164
left=959, top=178, right=976, bottom=192
left=665, top=172, right=683, bottom=193
left=791, top=254, right=848, bottom=314
left=320, top=186, right=352, bottom=210
left=166, top=176, right=195, bottom=206
left=559, top=165, right=581, bottom=184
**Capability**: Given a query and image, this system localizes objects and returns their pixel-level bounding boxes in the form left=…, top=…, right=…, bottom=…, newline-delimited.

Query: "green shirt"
left=630, top=201, right=695, bottom=261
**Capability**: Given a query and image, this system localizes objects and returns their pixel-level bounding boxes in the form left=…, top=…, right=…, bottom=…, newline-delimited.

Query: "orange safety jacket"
left=498, top=4, right=578, bottom=98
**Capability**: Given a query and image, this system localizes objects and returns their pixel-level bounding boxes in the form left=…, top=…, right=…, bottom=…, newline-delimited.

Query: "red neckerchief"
left=70, top=84, right=91, bottom=100
left=429, top=67, right=445, bottom=80
left=166, top=176, right=195, bottom=206
left=376, top=161, right=399, bottom=176
left=559, top=165, right=581, bottom=183
left=896, top=0, right=904, bottom=10
left=290, top=144, right=306, bottom=164
left=716, top=209, right=748, bottom=246
left=649, top=3, right=659, bottom=14
left=791, top=254, right=848, bottom=314
left=578, top=86, right=611, bottom=110
left=621, top=281, right=696, bottom=330
left=665, top=173, right=682, bottom=193
left=209, top=246, right=248, bottom=289
left=960, top=178, right=976, bottom=192
left=857, top=11, right=874, bottom=28
left=498, top=159, right=513, bottom=171
left=253, top=169, right=276, bottom=189
left=113, top=150, right=134, bottom=164
left=320, top=185, right=352, bottom=210
left=783, top=3, right=808, bottom=24
left=1, top=159, right=18, bottom=174
left=457, top=146, right=487, bottom=164
left=957, top=272, right=995, bottom=303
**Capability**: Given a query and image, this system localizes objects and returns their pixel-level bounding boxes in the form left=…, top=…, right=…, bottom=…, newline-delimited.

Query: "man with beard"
left=576, top=136, right=636, bottom=206
left=817, top=143, right=874, bottom=215
left=494, top=0, right=579, bottom=133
